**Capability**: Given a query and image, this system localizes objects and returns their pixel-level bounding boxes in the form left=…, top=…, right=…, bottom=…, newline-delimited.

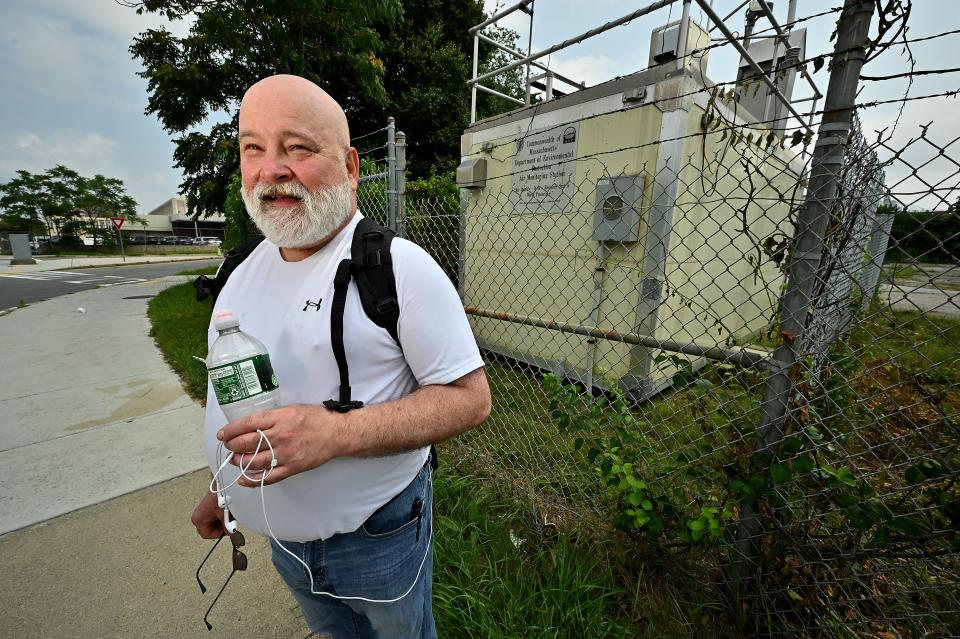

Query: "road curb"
left=2, top=254, right=222, bottom=274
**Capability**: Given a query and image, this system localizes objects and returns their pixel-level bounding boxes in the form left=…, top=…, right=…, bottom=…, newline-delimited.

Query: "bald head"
left=240, top=74, right=350, bottom=148
left=237, top=74, right=361, bottom=257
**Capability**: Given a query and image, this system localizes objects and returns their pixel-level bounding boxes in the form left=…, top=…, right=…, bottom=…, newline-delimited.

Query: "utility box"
left=458, top=21, right=804, bottom=400
left=8, top=234, right=37, bottom=265
left=650, top=20, right=710, bottom=68
left=593, top=176, right=644, bottom=243
left=456, top=158, right=487, bottom=189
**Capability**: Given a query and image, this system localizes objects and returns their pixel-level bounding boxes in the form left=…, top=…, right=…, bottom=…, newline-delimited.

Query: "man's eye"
left=244, top=144, right=262, bottom=152
left=290, top=145, right=309, bottom=152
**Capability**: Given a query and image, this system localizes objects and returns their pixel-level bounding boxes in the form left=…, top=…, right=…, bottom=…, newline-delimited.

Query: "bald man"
left=192, top=75, right=490, bottom=638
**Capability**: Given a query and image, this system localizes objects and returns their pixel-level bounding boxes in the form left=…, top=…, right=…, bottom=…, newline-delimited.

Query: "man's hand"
left=218, top=404, right=343, bottom=488
left=216, top=369, right=490, bottom=488
left=191, top=491, right=226, bottom=539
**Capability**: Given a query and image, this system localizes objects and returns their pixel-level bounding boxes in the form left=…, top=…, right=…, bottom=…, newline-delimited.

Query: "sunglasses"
left=195, top=529, right=248, bottom=631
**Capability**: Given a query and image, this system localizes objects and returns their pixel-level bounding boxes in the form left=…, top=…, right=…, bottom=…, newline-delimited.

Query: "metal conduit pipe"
left=471, top=34, right=479, bottom=123
left=476, top=33, right=586, bottom=90
left=464, top=306, right=771, bottom=370
left=754, top=0, right=823, bottom=99
left=707, top=0, right=750, bottom=33
left=585, top=243, right=607, bottom=390
left=475, top=84, right=526, bottom=106
left=469, top=0, right=535, bottom=34
left=676, top=0, right=693, bottom=69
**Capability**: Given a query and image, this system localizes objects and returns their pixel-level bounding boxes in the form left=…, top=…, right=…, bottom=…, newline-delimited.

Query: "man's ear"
left=345, top=147, right=360, bottom=188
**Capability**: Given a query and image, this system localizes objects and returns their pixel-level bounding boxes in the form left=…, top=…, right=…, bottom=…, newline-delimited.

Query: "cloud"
left=0, top=129, right=118, bottom=178
left=0, top=0, right=192, bottom=109
left=1, top=10, right=123, bottom=107
left=15, top=133, right=41, bottom=149
left=0, top=128, right=182, bottom=210
left=11, top=0, right=192, bottom=44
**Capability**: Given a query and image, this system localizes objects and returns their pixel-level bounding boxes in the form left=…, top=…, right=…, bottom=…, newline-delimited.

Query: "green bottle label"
left=209, top=354, right=278, bottom=406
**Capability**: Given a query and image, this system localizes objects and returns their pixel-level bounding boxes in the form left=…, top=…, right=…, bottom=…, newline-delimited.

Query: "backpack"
left=194, top=218, right=437, bottom=469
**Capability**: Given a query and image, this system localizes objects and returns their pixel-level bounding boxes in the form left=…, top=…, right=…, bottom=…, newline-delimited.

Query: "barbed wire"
left=357, top=144, right=388, bottom=156
left=351, top=125, right=389, bottom=142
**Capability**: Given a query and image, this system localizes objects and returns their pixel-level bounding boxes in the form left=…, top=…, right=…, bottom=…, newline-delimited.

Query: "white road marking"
left=0, top=270, right=147, bottom=287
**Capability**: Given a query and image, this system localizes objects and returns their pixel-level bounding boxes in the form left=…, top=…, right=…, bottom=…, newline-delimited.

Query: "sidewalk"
left=2, top=253, right=221, bottom=274
left=0, top=277, right=309, bottom=638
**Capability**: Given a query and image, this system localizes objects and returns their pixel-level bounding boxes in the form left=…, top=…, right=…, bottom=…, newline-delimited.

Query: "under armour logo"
left=303, top=298, right=322, bottom=312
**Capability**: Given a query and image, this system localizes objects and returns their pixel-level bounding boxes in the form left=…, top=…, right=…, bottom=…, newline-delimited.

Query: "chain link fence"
left=355, top=117, right=406, bottom=232
left=383, top=1, right=958, bottom=634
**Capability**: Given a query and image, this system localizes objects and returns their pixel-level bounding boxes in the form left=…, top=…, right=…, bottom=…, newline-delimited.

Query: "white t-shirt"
left=203, top=212, right=484, bottom=541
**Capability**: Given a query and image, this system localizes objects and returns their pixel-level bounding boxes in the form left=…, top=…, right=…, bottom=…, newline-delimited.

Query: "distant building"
left=126, top=197, right=226, bottom=240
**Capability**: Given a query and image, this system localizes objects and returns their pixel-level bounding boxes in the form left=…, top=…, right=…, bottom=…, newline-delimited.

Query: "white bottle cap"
left=212, top=310, right=240, bottom=331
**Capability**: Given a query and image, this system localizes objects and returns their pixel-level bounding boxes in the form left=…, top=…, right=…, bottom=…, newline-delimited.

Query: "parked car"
left=160, top=236, right=179, bottom=245
left=174, top=236, right=194, bottom=245
left=196, top=236, right=222, bottom=246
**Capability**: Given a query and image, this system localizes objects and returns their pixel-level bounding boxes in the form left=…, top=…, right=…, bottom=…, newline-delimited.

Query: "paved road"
left=0, top=259, right=221, bottom=311
left=882, top=262, right=960, bottom=318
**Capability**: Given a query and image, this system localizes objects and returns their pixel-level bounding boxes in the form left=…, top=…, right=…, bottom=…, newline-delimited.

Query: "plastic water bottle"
left=208, top=310, right=280, bottom=421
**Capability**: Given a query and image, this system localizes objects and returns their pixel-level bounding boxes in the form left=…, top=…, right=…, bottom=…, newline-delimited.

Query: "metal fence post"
left=395, top=130, right=406, bottom=238
left=726, top=0, right=876, bottom=611
left=859, top=193, right=896, bottom=310
left=386, top=116, right=397, bottom=232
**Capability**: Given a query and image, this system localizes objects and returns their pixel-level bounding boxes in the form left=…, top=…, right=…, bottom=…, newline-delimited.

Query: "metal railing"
left=467, top=0, right=823, bottom=129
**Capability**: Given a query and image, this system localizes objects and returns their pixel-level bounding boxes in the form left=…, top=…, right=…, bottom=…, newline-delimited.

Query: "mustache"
left=249, top=182, right=310, bottom=202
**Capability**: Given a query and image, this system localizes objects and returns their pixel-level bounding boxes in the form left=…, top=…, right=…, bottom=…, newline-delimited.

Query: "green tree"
left=355, top=0, right=524, bottom=176
left=127, top=0, right=401, bottom=220
left=126, top=0, right=522, bottom=218
left=0, top=165, right=141, bottom=247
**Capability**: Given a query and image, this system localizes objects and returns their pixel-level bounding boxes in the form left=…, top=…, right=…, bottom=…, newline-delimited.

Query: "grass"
left=459, top=309, right=959, bottom=638
left=881, top=263, right=920, bottom=281
left=147, top=282, right=212, bottom=400
left=432, top=470, right=644, bottom=638
left=177, top=265, right=219, bottom=276
left=52, top=245, right=220, bottom=257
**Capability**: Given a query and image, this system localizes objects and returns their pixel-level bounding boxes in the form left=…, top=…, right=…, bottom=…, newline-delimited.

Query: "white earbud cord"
left=209, top=429, right=433, bottom=604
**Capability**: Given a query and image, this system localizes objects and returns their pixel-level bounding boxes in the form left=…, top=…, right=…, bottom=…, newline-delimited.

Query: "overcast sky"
left=1, top=0, right=957, bottom=214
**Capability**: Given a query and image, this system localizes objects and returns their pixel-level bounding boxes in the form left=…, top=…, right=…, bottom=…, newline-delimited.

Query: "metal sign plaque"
left=510, top=123, right=579, bottom=214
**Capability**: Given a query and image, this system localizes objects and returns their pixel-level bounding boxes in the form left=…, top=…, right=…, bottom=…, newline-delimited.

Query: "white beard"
left=241, top=180, right=353, bottom=249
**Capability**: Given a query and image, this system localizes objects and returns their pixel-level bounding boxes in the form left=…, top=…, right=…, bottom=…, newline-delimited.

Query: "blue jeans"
left=269, top=463, right=437, bottom=639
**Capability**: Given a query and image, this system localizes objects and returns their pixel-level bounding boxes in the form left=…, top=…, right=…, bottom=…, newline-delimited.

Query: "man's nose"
left=261, top=150, right=291, bottom=183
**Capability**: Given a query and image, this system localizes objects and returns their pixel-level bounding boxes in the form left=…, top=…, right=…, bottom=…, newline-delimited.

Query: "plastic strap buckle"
left=323, top=399, right=365, bottom=413
left=376, top=297, right=399, bottom=316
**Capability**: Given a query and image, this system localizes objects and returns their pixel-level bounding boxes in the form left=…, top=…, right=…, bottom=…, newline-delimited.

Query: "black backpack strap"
left=323, top=258, right=364, bottom=413
left=323, top=218, right=401, bottom=412
left=353, top=218, right=401, bottom=346
left=325, top=218, right=439, bottom=469
left=194, top=236, right=265, bottom=303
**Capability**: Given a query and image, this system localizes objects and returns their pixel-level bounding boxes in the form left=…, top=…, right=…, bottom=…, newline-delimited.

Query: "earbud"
left=217, top=493, right=232, bottom=509
left=224, top=513, right=238, bottom=535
